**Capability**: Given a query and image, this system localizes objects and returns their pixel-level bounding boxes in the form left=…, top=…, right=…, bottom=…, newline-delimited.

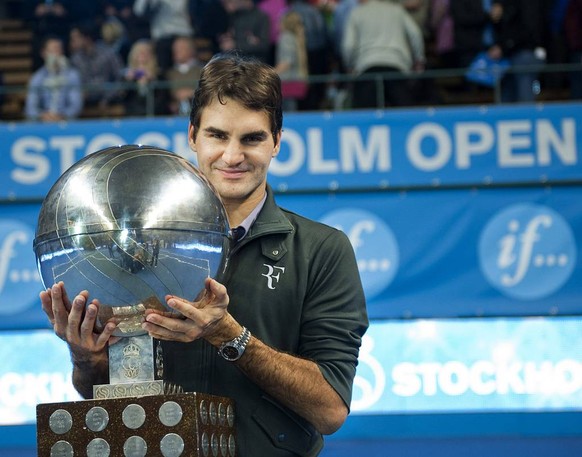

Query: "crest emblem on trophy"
left=33, top=145, right=237, bottom=457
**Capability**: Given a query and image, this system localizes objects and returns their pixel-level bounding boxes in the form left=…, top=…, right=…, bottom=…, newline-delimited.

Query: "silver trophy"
left=33, top=145, right=236, bottom=457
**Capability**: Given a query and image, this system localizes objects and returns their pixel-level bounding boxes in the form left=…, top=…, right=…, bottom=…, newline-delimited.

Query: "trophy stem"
left=93, top=334, right=164, bottom=399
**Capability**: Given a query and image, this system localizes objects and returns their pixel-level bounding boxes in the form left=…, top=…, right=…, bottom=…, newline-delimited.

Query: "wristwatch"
left=218, top=327, right=251, bottom=362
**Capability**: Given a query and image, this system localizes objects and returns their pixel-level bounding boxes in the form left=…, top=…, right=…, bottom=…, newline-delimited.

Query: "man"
left=165, top=36, right=204, bottom=115
left=133, top=0, right=193, bottom=73
left=488, top=0, right=551, bottom=103
left=69, top=23, right=124, bottom=110
left=218, top=0, right=272, bottom=63
left=342, top=0, right=425, bottom=108
left=25, top=36, right=83, bottom=122
left=41, top=52, right=369, bottom=456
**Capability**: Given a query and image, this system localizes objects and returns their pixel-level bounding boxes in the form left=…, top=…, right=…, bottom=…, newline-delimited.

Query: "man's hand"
left=40, top=282, right=118, bottom=360
left=40, top=282, right=115, bottom=397
left=142, top=278, right=241, bottom=346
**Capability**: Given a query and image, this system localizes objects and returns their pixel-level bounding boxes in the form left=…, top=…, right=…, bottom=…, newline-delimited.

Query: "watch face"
left=222, top=346, right=240, bottom=360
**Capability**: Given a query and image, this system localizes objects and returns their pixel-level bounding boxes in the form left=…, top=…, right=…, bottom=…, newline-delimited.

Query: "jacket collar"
left=232, top=185, right=294, bottom=260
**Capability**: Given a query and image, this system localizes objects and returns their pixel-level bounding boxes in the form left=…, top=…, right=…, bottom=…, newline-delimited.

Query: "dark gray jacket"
left=162, top=186, right=368, bottom=456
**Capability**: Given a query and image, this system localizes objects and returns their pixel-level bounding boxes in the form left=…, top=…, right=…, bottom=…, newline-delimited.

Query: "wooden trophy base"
left=37, top=392, right=236, bottom=457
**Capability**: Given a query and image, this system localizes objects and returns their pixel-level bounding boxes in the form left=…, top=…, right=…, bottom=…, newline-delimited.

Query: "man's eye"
left=244, top=136, right=264, bottom=144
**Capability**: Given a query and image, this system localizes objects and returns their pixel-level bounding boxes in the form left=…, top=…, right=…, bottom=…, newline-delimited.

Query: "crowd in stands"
left=12, top=0, right=582, bottom=121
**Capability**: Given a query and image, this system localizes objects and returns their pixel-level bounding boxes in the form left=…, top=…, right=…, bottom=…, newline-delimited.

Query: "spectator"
left=133, top=0, right=194, bottom=74
left=103, top=0, right=150, bottom=45
left=23, top=0, right=74, bottom=70
left=101, top=16, right=131, bottom=62
left=275, top=11, right=309, bottom=111
left=288, top=0, right=329, bottom=110
left=122, top=39, right=164, bottom=116
left=69, top=23, right=125, bottom=111
left=544, top=0, right=570, bottom=90
left=450, top=0, right=503, bottom=69
left=25, top=36, right=83, bottom=122
left=332, top=0, right=358, bottom=62
left=400, top=0, right=430, bottom=37
left=165, top=36, right=204, bottom=115
left=218, top=0, right=272, bottom=63
left=564, top=0, right=582, bottom=99
left=342, top=0, right=425, bottom=109
left=191, top=0, right=230, bottom=55
left=491, top=0, right=551, bottom=103
left=429, top=0, right=455, bottom=69
left=257, top=0, right=288, bottom=65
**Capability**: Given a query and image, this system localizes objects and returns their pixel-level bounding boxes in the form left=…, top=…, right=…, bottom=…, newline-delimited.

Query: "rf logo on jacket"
left=262, top=264, right=286, bottom=289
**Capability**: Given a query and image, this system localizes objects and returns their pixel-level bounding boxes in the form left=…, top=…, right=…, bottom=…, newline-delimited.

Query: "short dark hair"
left=72, top=22, right=101, bottom=42
left=40, top=35, right=63, bottom=52
left=189, top=51, right=283, bottom=145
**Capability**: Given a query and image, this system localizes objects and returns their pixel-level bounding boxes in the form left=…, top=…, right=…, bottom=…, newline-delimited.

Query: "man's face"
left=189, top=98, right=280, bottom=205
left=173, top=39, right=193, bottom=64
left=43, top=39, right=63, bottom=60
left=69, top=29, right=85, bottom=53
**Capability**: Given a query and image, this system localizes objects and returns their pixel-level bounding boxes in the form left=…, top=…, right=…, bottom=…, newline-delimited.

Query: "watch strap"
left=218, top=326, right=251, bottom=361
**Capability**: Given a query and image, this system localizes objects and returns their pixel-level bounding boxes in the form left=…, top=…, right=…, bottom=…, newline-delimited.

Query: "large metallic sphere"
left=33, top=145, right=230, bottom=337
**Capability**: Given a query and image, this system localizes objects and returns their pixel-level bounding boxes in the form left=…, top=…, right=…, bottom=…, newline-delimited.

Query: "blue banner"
left=0, top=330, right=81, bottom=425
left=351, top=317, right=582, bottom=414
left=0, top=186, right=580, bottom=330
left=1, top=103, right=581, bottom=199
left=1, top=317, right=580, bottom=426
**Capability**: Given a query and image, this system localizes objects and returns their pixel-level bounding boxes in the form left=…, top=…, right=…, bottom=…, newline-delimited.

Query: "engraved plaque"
left=50, top=440, right=73, bottom=457
left=160, top=433, right=185, bottom=457
left=209, top=401, right=217, bottom=425
left=123, top=404, right=147, bottom=429
left=229, top=434, right=236, bottom=456
left=87, top=437, right=111, bottom=457
left=220, top=433, right=228, bottom=456
left=218, top=403, right=226, bottom=426
left=49, top=410, right=73, bottom=435
left=211, top=433, right=219, bottom=457
left=123, top=435, right=147, bottom=457
left=86, top=406, right=109, bottom=432
left=200, top=400, right=208, bottom=425
left=226, top=404, right=234, bottom=428
left=159, top=401, right=183, bottom=427
left=201, top=432, right=210, bottom=456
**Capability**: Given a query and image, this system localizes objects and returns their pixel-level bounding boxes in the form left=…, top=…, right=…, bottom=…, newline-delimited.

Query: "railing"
left=1, top=62, right=581, bottom=121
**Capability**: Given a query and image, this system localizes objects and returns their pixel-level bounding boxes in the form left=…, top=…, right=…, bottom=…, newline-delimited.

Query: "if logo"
left=0, top=220, right=41, bottom=315
left=262, top=264, right=286, bottom=289
left=478, top=204, right=576, bottom=300
left=320, top=209, right=399, bottom=299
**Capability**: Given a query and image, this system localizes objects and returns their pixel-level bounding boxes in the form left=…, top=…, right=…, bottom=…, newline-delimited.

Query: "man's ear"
left=273, top=131, right=282, bottom=157
left=188, top=123, right=197, bottom=150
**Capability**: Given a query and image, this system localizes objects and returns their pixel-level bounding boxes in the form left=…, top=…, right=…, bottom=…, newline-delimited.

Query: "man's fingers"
left=40, top=288, right=55, bottom=323
left=68, top=294, right=87, bottom=333
left=95, top=322, right=118, bottom=348
left=79, top=303, right=98, bottom=337
left=58, top=282, right=73, bottom=312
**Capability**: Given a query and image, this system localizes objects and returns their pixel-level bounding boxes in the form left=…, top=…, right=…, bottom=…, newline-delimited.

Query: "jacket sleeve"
left=299, top=228, right=369, bottom=410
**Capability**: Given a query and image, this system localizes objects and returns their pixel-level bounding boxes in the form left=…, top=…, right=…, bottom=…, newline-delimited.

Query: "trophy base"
left=37, top=392, right=236, bottom=457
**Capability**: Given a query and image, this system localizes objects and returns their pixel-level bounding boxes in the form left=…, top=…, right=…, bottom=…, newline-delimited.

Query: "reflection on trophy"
left=33, top=145, right=236, bottom=457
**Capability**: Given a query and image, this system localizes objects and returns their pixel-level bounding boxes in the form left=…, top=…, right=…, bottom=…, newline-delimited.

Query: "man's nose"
left=222, top=141, right=244, bottom=165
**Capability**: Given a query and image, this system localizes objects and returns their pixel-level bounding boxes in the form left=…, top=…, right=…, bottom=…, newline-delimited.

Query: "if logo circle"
left=320, top=209, right=399, bottom=299
left=0, top=219, right=41, bottom=315
left=478, top=204, right=576, bottom=300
